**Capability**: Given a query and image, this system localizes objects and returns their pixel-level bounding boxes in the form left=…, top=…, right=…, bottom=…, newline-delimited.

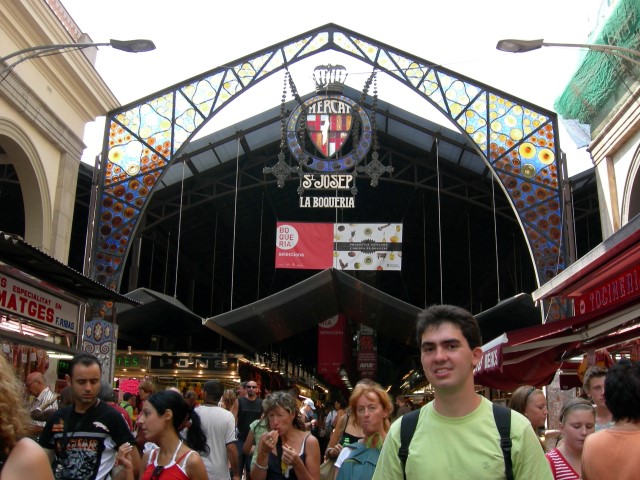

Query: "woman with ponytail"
left=117, top=389, right=208, bottom=479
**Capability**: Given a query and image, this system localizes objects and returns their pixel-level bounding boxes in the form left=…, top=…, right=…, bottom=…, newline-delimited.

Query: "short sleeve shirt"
left=38, top=400, right=136, bottom=480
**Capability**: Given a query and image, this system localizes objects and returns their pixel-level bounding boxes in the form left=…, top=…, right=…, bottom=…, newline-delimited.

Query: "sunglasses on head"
left=150, top=465, right=164, bottom=480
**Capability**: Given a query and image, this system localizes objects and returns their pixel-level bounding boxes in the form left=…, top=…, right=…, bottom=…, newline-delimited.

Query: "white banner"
left=333, top=223, right=402, bottom=271
left=0, top=273, right=80, bottom=334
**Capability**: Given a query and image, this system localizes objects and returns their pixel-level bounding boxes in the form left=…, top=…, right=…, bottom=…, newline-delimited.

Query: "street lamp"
left=0, top=38, right=156, bottom=79
left=496, top=39, right=640, bottom=67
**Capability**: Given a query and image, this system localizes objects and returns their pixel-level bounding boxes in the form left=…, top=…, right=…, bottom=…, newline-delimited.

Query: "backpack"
left=398, top=403, right=513, bottom=480
left=336, top=442, right=380, bottom=480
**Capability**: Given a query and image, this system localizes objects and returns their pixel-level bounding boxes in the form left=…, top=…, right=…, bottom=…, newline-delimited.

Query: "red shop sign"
left=574, top=263, right=640, bottom=316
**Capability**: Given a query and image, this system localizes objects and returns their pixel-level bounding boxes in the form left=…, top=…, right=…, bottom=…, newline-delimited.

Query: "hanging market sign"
left=0, top=273, right=79, bottom=334
left=275, top=222, right=402, bottom=271
left=263, top=65, right=392, bottom=209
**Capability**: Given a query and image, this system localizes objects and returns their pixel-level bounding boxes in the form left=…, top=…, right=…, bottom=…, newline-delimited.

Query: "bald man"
left=25, top=371, right=58, bottom=436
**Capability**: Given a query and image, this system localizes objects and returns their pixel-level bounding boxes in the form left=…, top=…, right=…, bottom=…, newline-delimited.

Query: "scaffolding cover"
left=554, top=0, right=640, bottom=124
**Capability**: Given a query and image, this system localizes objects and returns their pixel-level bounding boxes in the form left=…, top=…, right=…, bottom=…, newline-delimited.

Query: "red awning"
left=474, top=301, right=640, bottom=391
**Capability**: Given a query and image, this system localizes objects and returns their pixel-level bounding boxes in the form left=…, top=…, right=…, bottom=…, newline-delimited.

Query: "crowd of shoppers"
left=5, top=303, right=640, bottom=480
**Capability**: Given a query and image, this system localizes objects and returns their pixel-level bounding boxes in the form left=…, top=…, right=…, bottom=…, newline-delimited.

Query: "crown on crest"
left=313, top=64, right=348, bottom=93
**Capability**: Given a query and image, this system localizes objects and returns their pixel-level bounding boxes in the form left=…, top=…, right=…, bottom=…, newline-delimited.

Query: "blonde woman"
left=509, top=385, right=560, bottom=450
left=333, top=381, right=393, bottom=480
left=0, top=354, right=53, bottom=480
left=220, top=388, right=238, bottom=420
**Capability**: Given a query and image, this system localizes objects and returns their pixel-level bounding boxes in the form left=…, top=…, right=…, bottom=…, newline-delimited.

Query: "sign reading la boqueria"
left=275, top=222, right=402, bottom=271
left=0, top=273, right=80, bottom=334
left=299, top=174, right=355, bottom=208
left=574, top=262, right=640, bottom=316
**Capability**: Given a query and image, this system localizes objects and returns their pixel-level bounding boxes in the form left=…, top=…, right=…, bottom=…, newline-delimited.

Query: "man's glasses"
left=150, top=465, right=164, bottom=480
left=247, top=385, right=258, bottom=389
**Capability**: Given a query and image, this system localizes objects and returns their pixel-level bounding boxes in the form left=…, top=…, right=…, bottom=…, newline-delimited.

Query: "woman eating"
left=333, top=381, right=393, bottom=480
left=250, top=391, right=320, bottom=480
left=545, top=397, right=595, bottom=480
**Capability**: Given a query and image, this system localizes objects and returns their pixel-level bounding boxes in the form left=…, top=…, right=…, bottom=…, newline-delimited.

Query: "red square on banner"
left=275, top=222, right=333, bottom=269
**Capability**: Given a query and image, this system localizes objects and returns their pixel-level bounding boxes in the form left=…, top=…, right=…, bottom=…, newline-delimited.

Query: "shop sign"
left=149, top=355, right=238, bottom=374
left=473, top=343, right=503, bottom=375
left=317, top=314, right=346, bottom=386
left=0, top=273, right=79, bottom=334
left=574, top=263, right=640, bottom=316
left=357, top=325, right=377, bottom=378
left=115, top=354, right=147, bottom=369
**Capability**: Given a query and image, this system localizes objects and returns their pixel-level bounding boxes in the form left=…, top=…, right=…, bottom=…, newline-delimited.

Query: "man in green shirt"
left=373, top=305, right=553, bottom=479
left=120, top=392, right=135, bottom=422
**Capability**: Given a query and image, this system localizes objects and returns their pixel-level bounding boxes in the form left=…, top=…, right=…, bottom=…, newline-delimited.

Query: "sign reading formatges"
left=275, top=222, right=402, bottom=270
left=0, top=273, right=80, bottom=334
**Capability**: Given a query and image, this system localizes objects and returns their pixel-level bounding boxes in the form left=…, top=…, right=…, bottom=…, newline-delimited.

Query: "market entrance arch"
left=86, top=24, right=571, bottom=371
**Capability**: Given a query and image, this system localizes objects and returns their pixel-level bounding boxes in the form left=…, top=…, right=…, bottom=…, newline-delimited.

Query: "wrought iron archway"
left=87, top=24, right=571, bottom=340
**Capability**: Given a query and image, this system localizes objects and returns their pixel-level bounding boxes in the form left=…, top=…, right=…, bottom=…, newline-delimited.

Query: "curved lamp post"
left=0, top=38, right=156, bottom=79
left=496, top=39, right=640, bottom=67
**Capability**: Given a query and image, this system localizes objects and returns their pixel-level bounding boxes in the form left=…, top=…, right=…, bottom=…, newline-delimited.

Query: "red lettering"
left=19, top=296, right=28, bottom=313
left=27, top=300, right=37, bottom=317
left=6, top=293, right=17, bottom=311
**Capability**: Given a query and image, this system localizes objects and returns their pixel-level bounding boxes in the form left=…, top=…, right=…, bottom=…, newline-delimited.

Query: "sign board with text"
left=0, top=273, right=80, bottom=334
left=275, top=222, right=402, bottom=271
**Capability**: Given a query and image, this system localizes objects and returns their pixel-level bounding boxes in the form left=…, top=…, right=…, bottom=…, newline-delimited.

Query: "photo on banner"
left=274, top=222, right=402, bottom=271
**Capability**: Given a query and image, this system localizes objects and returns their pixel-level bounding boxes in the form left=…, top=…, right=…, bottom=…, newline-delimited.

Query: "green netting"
left=554, top=0, right=640, bottom=124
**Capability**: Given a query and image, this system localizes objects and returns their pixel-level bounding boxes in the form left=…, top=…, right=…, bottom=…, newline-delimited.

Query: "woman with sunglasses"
left=545, top=397, right=595, bottom=480
left=117, top=390, right=209, bottom=479
left=250, top=391, right=321, bottom=480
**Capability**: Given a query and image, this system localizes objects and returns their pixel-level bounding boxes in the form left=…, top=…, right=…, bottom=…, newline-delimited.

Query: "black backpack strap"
left=492, top=403, right=513, bottom=480
left=398, top=409, right=420, bottom=480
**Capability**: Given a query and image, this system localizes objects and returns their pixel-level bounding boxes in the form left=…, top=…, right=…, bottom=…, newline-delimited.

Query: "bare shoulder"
left=185, top=450, right=208, bottom=480
left=2, top=438, right=54, bottom=480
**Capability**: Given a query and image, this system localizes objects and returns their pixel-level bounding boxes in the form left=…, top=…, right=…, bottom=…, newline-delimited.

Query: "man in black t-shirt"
left=236, top=380, right=262, bottom=479
left=39, top=353, right=140, bottom=480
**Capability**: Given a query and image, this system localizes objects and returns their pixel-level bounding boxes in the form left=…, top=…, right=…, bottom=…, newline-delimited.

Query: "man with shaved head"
left=25, top=371, right=58, bottom=437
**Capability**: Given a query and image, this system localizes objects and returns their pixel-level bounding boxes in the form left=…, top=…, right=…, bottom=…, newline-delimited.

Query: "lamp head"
left=496, top=39, right=545, bottom=53
left=109, top=39, right=156, bottom=53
